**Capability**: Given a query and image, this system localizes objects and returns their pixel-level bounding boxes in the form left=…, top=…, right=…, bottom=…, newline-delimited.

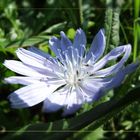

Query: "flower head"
left=4, top=29, right=138, bottom=115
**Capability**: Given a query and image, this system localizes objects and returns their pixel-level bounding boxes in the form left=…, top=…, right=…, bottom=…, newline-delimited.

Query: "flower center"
left=68, top=74, right=76, bottom=85
left=61, top=47, right=87, bottom=86
left=64, top=69, right=77, bottom=86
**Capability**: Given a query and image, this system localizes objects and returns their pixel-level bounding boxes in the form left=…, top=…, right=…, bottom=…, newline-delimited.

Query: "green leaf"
left=104, top=0, right=123, bottom=53
left=3, top=86, right=140, bottom=140
left=5, top=35, right=50, bottom=48
left=41, top=22, right=67, bottom=34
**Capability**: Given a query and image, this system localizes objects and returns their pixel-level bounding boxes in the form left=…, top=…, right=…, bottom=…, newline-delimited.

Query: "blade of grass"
left=133, top=0, right=140, bottom=61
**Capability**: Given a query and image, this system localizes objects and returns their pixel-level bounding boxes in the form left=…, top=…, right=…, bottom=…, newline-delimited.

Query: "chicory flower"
left=4, top=29, right=137, bottom=115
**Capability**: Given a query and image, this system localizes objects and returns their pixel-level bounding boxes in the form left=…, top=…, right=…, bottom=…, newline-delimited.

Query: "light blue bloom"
left=4, top=29, right=138, bottom=115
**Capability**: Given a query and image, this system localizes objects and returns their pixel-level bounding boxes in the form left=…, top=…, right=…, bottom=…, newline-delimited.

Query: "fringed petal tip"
left=60, top=31, right=66, bottom=38
left=100, top=28, right=105, bottom=34
left=76, top=28, right=84, bottom=34
left=49, top=36, right=58, bottom=44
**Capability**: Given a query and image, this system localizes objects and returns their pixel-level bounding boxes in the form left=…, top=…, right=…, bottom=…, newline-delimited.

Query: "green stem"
left=133, top=18, right=140, bottom=61
left=120, top=23, right=128, bottom=44
left=78, top=0, right=83, bottom=25
left=104, top=0, right=113, bottom=53
left=133, top=0, right=140, bottom=61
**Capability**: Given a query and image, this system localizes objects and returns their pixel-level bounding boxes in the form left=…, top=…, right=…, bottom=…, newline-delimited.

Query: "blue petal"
left=3, top=60, right=44, bottom=77
left=60, top=31, right=72, bottom=51
left=8, top=83, right=50, bottom=108
left=16, top=48, right=48, bottom=69
left=42, top=85, right=69, bottom=113
left=63, top=46, right=81, bottom=66
left=79, top=79, right=105, bottom=101
left=9, top=82, right=65, bottom=108
left=85, top=29, right=105, bottom=63
left=94, top=44, right=131, bottom=77
left=28, top=46, right=52, bottom=60
left=49, top=36, right=64, bottom=60
left=73, top=28, right=86, bottom=57
left=28, top=46, right=59, bottom=64
left=104, top=62, right=139, bottom=90
left=83, top=63, right=138, bottom=101
left=5, top=76, right=41, bottom=85
left=16, top=48, right=62, bottom=78
left=49, top=33, right=73, bottom=62
left=62, top=87, right=83, bottom=116
left=42, top=96, right=65, bottom=113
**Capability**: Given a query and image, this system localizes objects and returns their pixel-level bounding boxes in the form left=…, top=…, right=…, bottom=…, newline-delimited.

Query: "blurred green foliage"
left=0, top=0, right=140, bottom=140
